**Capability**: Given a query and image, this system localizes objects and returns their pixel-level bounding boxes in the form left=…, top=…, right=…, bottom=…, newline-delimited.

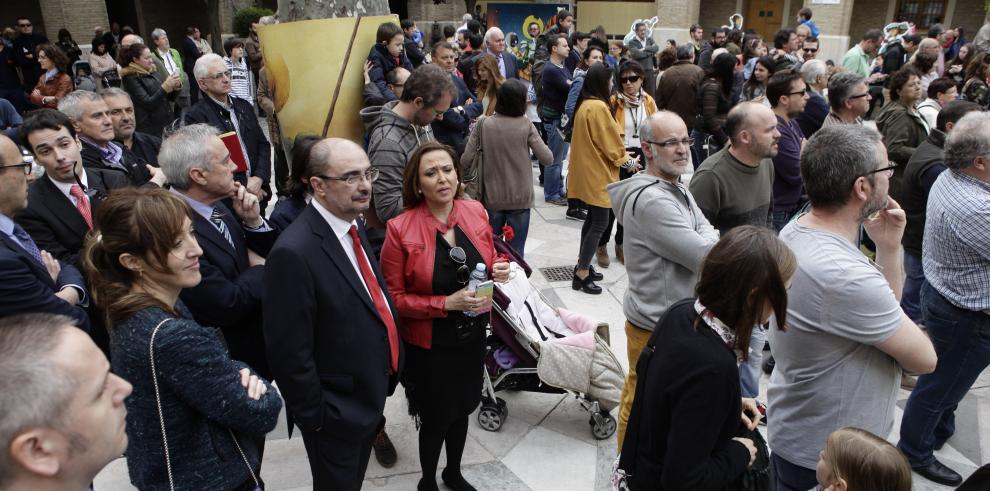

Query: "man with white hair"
left=185, top=53, right=272, bottom=210
left=149, top=28, right=190, bottom=114
left=484, top=27, right=519, bottom=79
left=796, top=59, right=829, bottom=137
left=898, top=111, right=990, bottom=486
left=159, top=123, right=276, bottom=385
left=0, top=313, right=133, bottom=491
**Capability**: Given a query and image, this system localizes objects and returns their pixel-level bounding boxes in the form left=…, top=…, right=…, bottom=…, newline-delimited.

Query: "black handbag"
left=729, top=425, right=771, bottom=491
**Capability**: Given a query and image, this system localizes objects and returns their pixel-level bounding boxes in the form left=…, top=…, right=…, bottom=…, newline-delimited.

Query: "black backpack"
left=531, top=59, right=547, bottom=107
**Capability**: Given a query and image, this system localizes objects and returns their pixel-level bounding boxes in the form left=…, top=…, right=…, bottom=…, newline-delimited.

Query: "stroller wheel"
left=590, top=411, right=617, bottom=440
left=478, top=401, right=506, bottom=432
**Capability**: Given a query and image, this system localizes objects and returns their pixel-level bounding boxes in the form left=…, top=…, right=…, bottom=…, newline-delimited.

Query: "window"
left=896, top=0, right=947, bottom=30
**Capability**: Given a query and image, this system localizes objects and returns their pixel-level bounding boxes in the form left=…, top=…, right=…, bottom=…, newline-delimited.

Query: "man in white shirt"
left=150, top=28, right=190, bottom=113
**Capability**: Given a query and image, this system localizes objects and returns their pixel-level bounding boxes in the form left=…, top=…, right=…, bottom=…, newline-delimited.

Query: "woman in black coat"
left=119, top=42, right=180, bottom=138
left=84, top=188, right=282, bottom=491
left=619, top=226, right=796, bottom=490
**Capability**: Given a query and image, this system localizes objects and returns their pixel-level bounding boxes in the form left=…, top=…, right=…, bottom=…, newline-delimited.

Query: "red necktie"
left=348, top=225, right=399, bottom=373
left=69, top=184, right=93, bottom=230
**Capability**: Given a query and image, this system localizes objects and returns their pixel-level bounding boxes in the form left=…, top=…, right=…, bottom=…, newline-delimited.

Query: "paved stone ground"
left=94, top=123, right=988, bottom=489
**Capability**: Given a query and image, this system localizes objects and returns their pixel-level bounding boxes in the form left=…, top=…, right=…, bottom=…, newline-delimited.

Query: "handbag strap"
left=149, top=318, right=262, bottom=491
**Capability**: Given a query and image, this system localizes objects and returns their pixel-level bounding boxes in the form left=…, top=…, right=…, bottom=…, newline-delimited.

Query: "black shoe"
left=372, top=429, right=397, bottom=468
left=417, top=477, right=440, bottom=491
left=565, top=208, right=587, bottom=221
left=762, top=355, right=775, bottom=375
left=587, top=265, right=604, bottom=281
left=441, top=469, right=478, bottom=491
left=912, top=460, right=963, bottom=486
left=572, top=271, right=603, bottom=294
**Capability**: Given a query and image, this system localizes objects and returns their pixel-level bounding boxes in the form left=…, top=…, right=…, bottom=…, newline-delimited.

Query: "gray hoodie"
left=607, top=173, right=719, bottom=331
left=360, top=101, right=434, bottom=224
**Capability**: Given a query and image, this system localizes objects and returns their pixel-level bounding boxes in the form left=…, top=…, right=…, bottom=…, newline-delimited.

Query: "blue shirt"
left=772, top=115, right=805, bottom=212
left=923, top=170, right=990, bottom=313
left=169, top=189, right=271, bottom=233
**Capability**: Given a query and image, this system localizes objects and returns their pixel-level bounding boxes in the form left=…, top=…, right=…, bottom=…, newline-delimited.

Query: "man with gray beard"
left=767, top=125, right=936, bottom=490
left=606, top=111, right=719, bottom=448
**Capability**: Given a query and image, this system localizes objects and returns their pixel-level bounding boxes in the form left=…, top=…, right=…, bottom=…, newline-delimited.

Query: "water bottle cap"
left=475, top=263, right=486, bottom=272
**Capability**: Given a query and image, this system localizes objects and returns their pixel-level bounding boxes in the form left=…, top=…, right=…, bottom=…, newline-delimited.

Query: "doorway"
left=745, top=0, right=786, bottom=40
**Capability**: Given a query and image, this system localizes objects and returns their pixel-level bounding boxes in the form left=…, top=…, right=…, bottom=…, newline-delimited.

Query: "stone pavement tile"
left=503, top=426, right=598, bottom=490
left=260, top=436, right=310, bottom=489
left=484, top=389, right=566, bottom=427
left=467, top=405, right=537, bottom=459
left=595, top=439, right=619, bottom=491
left=363, top=421, right=495, bottom=479
left=460, top=461, right=533, bottom=490
left=540, top=395, right=617, bottom=447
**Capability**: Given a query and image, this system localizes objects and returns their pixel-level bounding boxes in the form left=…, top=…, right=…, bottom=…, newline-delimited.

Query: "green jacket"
left=152, top=47, right=190, bottom=107
left=875, top=100, right=930, bottom=201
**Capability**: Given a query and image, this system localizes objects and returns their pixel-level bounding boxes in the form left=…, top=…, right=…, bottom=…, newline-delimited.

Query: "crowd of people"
left=1, top=6, right=990, bottom=491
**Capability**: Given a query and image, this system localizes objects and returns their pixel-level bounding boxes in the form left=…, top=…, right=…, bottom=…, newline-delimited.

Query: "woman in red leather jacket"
left=380, top=141, right=509, bottom=491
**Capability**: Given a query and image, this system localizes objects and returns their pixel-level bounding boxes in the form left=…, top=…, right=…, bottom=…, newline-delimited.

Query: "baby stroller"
left=479, top=241, right=626, bottom=440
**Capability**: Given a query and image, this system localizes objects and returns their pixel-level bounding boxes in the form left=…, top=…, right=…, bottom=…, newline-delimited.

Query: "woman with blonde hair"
left=473, top=54, right=503, bottom=116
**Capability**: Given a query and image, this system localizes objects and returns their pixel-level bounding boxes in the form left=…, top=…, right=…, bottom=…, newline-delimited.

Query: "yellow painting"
left=257, top=15, right=398, bottom=144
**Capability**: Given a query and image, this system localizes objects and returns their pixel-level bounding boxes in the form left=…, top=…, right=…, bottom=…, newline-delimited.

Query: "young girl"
left=223, top=37, right=254, bottom=105
left=815, top=427, right=912, bottom=491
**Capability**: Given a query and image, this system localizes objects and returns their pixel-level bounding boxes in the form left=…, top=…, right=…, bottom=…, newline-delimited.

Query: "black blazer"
left=0, top=229, right=89, bottom=331
left=263, top=204, right=403, bottom=439
left=16, top=169, right=129, bottom=269
left=181, top=36, right=201, bottom=74
left=178, top=201, right=277, bottom=379
left=121, top=131, right=162, bottom=166
left=80, top=139, right=152, bottom=186
left=184, top=96, right=272, bottom=184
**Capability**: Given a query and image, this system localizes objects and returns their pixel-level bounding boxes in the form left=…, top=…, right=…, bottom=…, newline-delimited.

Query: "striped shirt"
left=923, top=170, right=990, bottom=313
left=223, top=56, right=253, bottom=105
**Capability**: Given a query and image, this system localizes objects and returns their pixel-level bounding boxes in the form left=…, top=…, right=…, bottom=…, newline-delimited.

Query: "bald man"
left=608, top=111, right=719, bottom=448
left=0, top=134, right=89, bottom=330
left=689, top=101, right=778, bottom=399
left=264, top=138, right=403, bottom=490
left=483, top=27, right=519, bottom=79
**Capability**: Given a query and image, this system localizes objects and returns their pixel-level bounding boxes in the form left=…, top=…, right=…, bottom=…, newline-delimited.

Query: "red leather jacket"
left=380, top=199, right=495, bottom=349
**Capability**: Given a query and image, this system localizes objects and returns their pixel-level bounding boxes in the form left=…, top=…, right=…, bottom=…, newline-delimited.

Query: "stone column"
left=38, top=0, right=109, bottom=48
left=801, top=0, right=856, bottom=65
left=655, top=0, right=700, bottom=44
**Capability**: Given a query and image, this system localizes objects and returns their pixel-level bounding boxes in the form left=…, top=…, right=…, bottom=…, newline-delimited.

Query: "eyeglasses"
left=18, top=23, right=31, bottom=28
left=786, top=88, right=808, bottom=96
left=803, top=47, right=818, bottom=53
left=0, top=162, right=34, bottom=175
left=203, top=70, right=232, bottom=81
left=863, top=162, right=897, bottom=178
left=849, top=92, right=871, bottom=99
left=644, top=138, right=695, bottom=149
left=620, top=75, right=641, bottom=84
left=314, top=167, right=380, bottom=186
left=449, top=246, right=470, bottom=284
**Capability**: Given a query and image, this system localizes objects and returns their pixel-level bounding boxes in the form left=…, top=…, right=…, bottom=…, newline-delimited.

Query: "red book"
left=219, top=131, right=248, bottom=173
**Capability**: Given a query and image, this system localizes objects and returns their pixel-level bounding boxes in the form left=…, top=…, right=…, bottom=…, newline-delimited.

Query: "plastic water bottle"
left=464, top=263, right=487, bottom=317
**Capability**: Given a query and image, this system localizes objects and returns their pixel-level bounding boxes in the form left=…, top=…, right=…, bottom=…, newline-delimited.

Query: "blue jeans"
left=543, top=119, right=568, bottom=201
left=898, top=282, right=990, bottom=466
left=901, top=252, right=926, bottom=323
left=739, top=326, right=766, bottom=398
left=488, top=208, right=530, bottom=258
left=691, top=128, right=723, bottom=169
left=771, top=454, right=818, bottom=491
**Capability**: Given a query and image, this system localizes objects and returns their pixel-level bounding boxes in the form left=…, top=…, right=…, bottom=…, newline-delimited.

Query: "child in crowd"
left=223, top=37, right=254, bottom=105
left=815, top=427, right=912, bottom=491
left=367, top=21, right=414, bottom=102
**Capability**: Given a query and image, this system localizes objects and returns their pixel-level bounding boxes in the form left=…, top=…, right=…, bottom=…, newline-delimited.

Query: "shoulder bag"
left=149, top=318, right=262, bottom=491
left=463, top=116, right=487, bottom=202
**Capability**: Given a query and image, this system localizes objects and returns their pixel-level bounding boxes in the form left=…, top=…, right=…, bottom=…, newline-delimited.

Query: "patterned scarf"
left=694, top=300, right=743, bottom=361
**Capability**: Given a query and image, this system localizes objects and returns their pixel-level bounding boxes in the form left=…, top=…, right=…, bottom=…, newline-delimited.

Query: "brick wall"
left=847, top=0, right=888, bottom=50
left=38, top=0, right=109, bottom=46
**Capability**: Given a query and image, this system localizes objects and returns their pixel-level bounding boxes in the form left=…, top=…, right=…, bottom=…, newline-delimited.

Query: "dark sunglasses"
left=18, top=23, right=32, bottom=27
left=450, top=246, right=470, bottom=284
left=620, top=75, right=641, bottom=84
left=803, top=47, right=818, bottom=53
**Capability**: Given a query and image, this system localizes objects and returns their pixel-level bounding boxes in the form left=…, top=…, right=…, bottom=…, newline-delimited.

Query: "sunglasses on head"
left=620, top=75, right=641, bottom=83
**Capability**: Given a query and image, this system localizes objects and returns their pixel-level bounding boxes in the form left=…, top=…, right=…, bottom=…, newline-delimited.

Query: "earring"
left=417, top=189, right=423, bottom=194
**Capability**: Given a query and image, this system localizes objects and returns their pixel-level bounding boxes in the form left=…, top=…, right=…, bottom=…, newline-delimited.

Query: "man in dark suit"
left=57, top=91, right=166, bottom=187
left=16, top=109, right=129, bottom=270
left=430, top=42, right=483, bottom=158
left=264, top=138, right=403, bottom=490
left=181, top=28, right=203, bottom=104
left=483, top=27, right=520, bottom=80
left=185, top=54, right=272, bottom=211
left=0, top=133, right=89, bottom=331
left=101, top=88, right=163, bottom=165
left=158, top=123, right=276, bottom=379
left=12, top=17, right=49, bottom=93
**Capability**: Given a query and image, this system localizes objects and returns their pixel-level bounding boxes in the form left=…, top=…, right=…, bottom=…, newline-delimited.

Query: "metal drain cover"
left=539, top=265, right=574, bottom=282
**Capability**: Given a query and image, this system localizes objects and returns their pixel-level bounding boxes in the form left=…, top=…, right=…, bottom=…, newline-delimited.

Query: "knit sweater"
left=111, top=304, right=282, bottom=491
left=461, top=114, right=552, bottom=210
